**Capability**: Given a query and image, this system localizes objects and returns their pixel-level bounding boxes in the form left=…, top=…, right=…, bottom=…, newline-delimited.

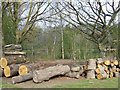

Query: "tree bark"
left=4, top=64, right=21, bottom=77
left=11, top=72, right=33, bottom=84
left=33, top=64, right=70, bottom=83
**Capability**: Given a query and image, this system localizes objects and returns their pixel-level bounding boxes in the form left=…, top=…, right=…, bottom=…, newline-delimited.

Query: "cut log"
left=11, top=72, right=33, bottom=84
left=111, top=63, right=114, bottom=67
left=1, top=57, right=7, bottom=68
left=113, top=60, right=118, bottom=66
left=83, top=65, right=87, bottom=70
left=87, top=59, right=96, bottom=70
left=97, top=72, right=107, bottom=79
left=104, top=66, right=108, bottom=71
left=1, top=56, right=26, bottom=68
left=4, top=64, right=20, bottom=77
left=95, top=68, right=100, bottom=74
left=116, top=68, right=119, bottom=72
left=19, top=63, right=44, bottom=75
left=106, top=70, right=110, bottom=74
left=104, top=60, right=111, bottom=66
left=97, top=64, right=103, bottom=68
left=33, top=64, right=70, bottom=83
left=97, top=58, right=104, bottom=64
left=87, top=70, right=95, bottom=79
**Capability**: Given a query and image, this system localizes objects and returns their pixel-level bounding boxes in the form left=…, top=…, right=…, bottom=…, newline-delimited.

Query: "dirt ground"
left=2, top=76, right=85, bottom=88
left=2, top=59, right=86, bottom=88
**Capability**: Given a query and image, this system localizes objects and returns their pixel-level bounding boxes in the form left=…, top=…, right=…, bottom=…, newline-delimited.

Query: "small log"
left=111, top=66, right=116, bottom=73
left=1, top=57, right=7, bottom=68
left=87, top=70, right=95, bottom=79
left=97, top=58, right=104, bottom=64
left=11, top=72, right=33, bottom=84
left=113, top=60, right=118, bottom=66
left=95, top=68, right=100, bottom=74
left=104, top=60, right=111, bottom=66
left=33, top=64, right=70, bottom=83
left=97, top=64, right=103, bottom=68
left=116, top=68, right=119, bottom=72
left=4, top=64, right=20, bottom=77
left=111, top=63, right=114, bottom=67
left=97, top=72, right=107, bottom=79
left=87, top=59, right=96, bottom=70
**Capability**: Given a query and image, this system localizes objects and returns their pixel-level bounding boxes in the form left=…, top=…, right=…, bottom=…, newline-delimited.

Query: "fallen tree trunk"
left=33, top=64, right=70, bottom=83
left=1, top=56, right=26, bottom=68
left=11, top=72, right=33, bottom=84
left=4, top=64, right=21, bottom=77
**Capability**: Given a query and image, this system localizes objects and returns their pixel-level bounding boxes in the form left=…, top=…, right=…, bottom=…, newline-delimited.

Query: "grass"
left=52, top=78, right=118, bottom=88
left=1, top=81, right=21, bottom=88
left=1, top=77, right=118, bottom=88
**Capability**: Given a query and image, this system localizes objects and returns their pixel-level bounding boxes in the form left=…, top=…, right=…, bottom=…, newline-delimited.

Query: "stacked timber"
left=87, top=59, right=96, bottom=79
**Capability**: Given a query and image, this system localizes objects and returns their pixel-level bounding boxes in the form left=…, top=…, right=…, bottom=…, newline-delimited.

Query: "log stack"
left=0, top=44, right=26, bottom=77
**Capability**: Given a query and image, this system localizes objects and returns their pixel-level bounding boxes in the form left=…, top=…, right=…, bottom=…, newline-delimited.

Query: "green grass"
left=52, top=78, right=118, bottom=88
left=1, top=81, right=21, bottom=88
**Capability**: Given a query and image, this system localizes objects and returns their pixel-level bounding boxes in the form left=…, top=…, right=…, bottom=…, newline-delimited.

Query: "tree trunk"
left=11, top=72, right=33, bottom=84
left=33, top=64, right=70, bottom=83
left=61, top=27, right=64, bottom=59
left=19, top=63, right=44, bottom=75
left=4, top=64, right=20, bottom=77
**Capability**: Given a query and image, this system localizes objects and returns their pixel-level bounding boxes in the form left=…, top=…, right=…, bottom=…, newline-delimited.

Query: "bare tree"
left=4, top=1, right=56, bottom=44
left=53, top=1, right=120, bottom=57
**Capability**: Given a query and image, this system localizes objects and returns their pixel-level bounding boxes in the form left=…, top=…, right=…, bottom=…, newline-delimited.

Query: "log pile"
left=0, top=52, right=120, bottom=85
left=81, top=58, right=120, bottom=79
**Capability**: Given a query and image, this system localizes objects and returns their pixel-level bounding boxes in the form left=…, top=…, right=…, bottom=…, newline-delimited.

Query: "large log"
left=4, top=64, right=21, bottom=77
left=87, top=59, right=96, bottom=70
left=11, top=72, right=33, bottom=84
left=33, top=64, right=70, bottom=83
left=87, top=70, right=95, bottom=79
left=19, top=63, right=44, bottom=75
left=1, top=56, right=26, bottom=68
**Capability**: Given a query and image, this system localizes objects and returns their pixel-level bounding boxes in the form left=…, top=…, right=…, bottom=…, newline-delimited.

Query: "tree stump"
left=33, top=64, right=70, bottom=83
